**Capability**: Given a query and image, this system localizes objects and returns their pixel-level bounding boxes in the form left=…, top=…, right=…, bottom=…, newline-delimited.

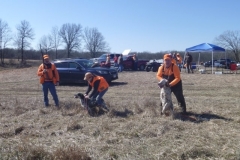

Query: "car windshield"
left=123, top=56, right=128, bottom=61
left=99, top=54, right=107, bottom=59
left=76, top=60, right=94, bottom=68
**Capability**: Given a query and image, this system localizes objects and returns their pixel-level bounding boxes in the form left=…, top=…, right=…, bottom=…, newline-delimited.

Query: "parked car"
left=122, top=55, right=149, bottom=71
left=90, top=53, right=121, bottom=65
left=203, top=60, right=218, bottom=67
left=52, top=58, right=118, bottom=84
left=218, top=58, right=232, bottom=69
left=145, top=59, right=163, bottom=72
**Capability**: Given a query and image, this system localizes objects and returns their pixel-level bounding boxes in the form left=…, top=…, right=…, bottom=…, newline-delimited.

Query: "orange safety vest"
left=37, top=63, right=59, bottom=84
left=89, top=76, right=109, bottom=92
left=177, top=56, right=182, bottom=64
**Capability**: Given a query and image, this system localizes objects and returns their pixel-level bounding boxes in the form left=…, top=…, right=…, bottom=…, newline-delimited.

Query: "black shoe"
left=181, top=111, right=188, bottom=115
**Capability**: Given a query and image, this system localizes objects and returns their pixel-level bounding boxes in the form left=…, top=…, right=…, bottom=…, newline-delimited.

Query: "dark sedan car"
left=204, top=60, right=218, bottom=67
left=52, top=58, right=118, bottom=85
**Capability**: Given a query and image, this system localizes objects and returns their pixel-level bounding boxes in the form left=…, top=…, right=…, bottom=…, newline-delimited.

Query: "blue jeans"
left=92, top=88, right=108, bottom=106
left=118, top=64, right=123, bottom=72
left=134, top=62, right=138, bottom=70
left=42, top=81, right=59, bottom=106
left=114, top=63, right=118, bottom=67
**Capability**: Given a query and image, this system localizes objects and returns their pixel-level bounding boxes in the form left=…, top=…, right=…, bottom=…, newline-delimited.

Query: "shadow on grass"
left=175, top=111, right=232, bottom=123
left=109, top=81, right=128, bottom=86
left=108, top=108, right=134, bottom=118
left=58, top=83, right=87, bottom=87
left=59, top=81, right=128, bottom=87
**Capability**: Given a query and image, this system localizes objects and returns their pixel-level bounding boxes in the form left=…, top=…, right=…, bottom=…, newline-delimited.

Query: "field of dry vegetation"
left=0, top=64, right=240, bottom=160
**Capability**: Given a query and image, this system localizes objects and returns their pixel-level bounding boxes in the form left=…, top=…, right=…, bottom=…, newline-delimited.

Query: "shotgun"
left=40, top=45, right=50, bottom=80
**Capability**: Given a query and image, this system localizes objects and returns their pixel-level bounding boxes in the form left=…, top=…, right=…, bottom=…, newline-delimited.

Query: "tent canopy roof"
left=186, top=43, right=225, bottom=52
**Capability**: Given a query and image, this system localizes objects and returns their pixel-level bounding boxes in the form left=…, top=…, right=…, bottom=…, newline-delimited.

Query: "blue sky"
left=0, top=0, right=239, bottom=53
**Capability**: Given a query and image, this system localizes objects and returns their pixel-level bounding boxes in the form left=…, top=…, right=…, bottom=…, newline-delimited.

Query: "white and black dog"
left=158, top=79, right=174, bottom=116
left=74, top=92, right=108, bottom=116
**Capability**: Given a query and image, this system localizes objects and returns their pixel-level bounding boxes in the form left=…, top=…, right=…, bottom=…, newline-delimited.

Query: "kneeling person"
left=84, top=72, right=109, bottom=111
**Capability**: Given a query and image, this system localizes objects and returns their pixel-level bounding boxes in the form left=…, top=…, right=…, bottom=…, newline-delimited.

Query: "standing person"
left=176, top=53, right=182, bottom=72
left=184, top=52, right=193, bottom=73
left=113, top=54, right=118, bottom=67
left=117, top=54, right=123, bottom=72
left=37, top=54, right=60, bottom=107
left=156, top=54, right=187, bottom=114
left=105, top=54, right=111, bottom=68
left=172, top=53, right=177, bottom=65
left=132, top=54, right=138, bottom=71
left=84, top=72, right=109, bottom=111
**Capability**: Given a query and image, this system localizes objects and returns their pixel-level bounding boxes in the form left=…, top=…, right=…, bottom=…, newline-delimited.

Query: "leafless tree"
left=59, top=23, right=82, bottom=58
left=214, top=30, right=240, bottom=62
left=0, top=19, right=12, bottom=64
left=14, top=20, right=34, bottom=63
left=50, top=26, right=61, bottom=59
left=39, top=35, right=53, bottom=53
left=83, top=27, right=109, bottom=58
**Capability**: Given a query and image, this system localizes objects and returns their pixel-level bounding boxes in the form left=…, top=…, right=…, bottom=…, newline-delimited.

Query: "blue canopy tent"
left=185, top=43, right=226, bottom=74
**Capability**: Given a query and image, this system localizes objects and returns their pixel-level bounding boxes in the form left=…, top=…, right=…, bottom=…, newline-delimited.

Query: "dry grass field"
left=0, top=65, right=240, bottom=160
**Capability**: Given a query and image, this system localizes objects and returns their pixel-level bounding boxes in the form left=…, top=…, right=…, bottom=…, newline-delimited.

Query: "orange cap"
left=43, top=55, right=49, bottom=59
left=163, top=54, right=172, bottom=60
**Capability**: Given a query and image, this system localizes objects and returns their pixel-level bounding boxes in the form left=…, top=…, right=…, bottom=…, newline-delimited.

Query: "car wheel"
left=146, top=66, right=151, bottom=72
left=139, top=65, right=145, bottom=71
left=152, top=66, right=158, bottom=72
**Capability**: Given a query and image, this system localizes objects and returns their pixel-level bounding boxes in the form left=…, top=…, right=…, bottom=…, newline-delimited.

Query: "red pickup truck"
left=122, top=55, right=149, bottom=71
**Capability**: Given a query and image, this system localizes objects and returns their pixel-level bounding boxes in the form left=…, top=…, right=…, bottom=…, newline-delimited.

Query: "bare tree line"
left=0, top=18, right=239, bottom=66
left=0, top=19, right=110, bottom=65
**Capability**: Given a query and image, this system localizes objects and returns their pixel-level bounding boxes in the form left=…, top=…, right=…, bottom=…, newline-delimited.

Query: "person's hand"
left=84, top=95, right=89, bottom=99
left=165, top=82, right=170, bottom=87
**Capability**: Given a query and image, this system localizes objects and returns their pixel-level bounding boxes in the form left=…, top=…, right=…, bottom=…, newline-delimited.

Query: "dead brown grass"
left=0, top=66, right=240, bottom=159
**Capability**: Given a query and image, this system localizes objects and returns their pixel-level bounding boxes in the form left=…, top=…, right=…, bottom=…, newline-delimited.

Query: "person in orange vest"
left=84, top=72, right=109, bottom=111
left=156, top=54, right=187, bottom=114
left=37, top=54, right=60, bottom=107
left=176, top=53, right=183, bottom=72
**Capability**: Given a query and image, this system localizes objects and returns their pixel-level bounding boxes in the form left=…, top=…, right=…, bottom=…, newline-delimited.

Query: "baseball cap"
left=163, top=54, right=172, bottom=60
left=43, top=55, right=49, bottom=59
left=84, top=72, right=93, bottom=80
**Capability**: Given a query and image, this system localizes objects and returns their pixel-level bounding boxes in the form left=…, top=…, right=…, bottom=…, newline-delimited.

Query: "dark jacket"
left=185, top=54, right=193, bottom=63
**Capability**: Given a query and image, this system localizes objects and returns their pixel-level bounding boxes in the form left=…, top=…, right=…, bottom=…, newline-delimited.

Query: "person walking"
left=184, top=52, right=193, bottom=73
left=105, top=54, right=111, bottom=68
left=132, top=54, right=138, bottom=71
left=172, top=52, right=177, bottom=65
left=156, top=54, right=187, bottom=114
left=84, top=72, right=109, bottom=111
left=117, top=54, right=123, bottom=72
left=37, top=54, right=60, bottom=107
left=176, top=53, right=182, bottom=72
left=113, top=54, right=118, bottom=67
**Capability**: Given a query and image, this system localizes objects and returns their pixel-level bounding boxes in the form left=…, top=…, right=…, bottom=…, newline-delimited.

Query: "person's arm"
left=89, top=80, right=100, bottom=98
left=156, top=65, right=164, bottom=81
left=37, top=64, right=44, bottom=76
left=169, top=65, right=181, bottom=87
left=85, top=83, right=92, bottom=95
